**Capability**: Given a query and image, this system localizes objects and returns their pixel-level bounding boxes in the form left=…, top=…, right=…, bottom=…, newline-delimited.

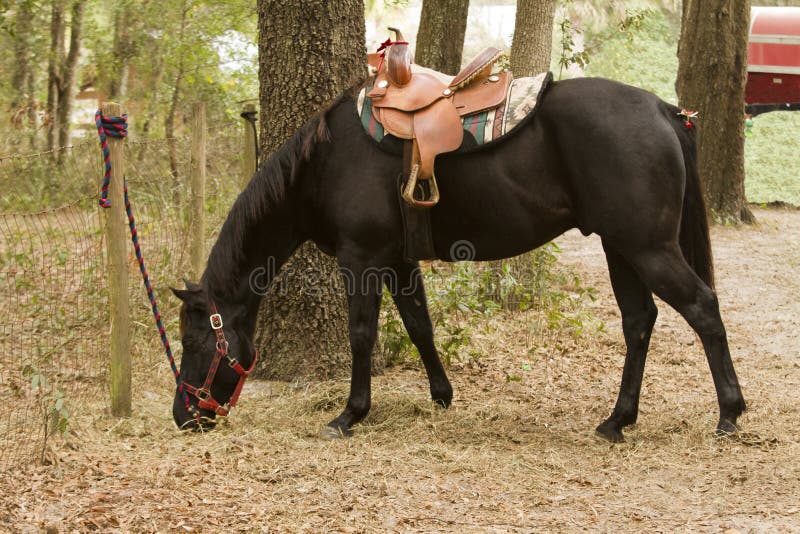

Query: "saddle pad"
left=357, top=71, right=551, bottom=147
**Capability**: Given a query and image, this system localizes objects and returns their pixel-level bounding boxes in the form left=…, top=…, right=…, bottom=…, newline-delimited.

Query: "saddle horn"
left=387, top=27, right=405, bottom=41
left=385, top=27, right=412, bottom=86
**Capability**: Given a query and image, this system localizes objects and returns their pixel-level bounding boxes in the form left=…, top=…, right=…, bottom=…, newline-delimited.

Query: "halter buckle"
left=195, top=388, right=211, bottom=401
left=209, top=313, right=223, bottom=330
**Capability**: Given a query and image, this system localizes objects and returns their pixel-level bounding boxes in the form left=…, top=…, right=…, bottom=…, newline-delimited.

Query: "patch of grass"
left=584, top=8, right=680, bottom=103
left=744, top=112, right=800, bottom=206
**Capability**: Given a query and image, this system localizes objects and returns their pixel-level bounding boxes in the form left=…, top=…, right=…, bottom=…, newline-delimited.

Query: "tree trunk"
left=415, top=0, right=470, bottom=74
left=487, top=0, right=557, bottom=298
left=46, top=0, right=65, bottom=151
left=676, top=0, right=754, bottom=224
left=255, top=0, right=382, bottom=380
left=11, top=2, right=36, bottom=150
left=11, top=2, right=34, bottom=109
left=108, top=3, right=135, bottom=101
left=56, top=0, right=86, bottom=155
left=26, top=70, right=38, bottom=150
left=165, top=66, right=183, bottom=180
left=165, top=2, right=188, bottom=182
left=510, top=0, right=557, bottom=76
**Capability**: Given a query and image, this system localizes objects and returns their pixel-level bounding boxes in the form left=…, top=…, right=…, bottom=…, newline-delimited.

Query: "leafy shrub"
left=377, top=243, right=601, bottom=367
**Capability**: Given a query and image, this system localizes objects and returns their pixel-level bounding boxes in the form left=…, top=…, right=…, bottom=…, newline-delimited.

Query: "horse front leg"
left=321, top=265, right=382, bottom=439
left=388, top=261, right=452, bottom=407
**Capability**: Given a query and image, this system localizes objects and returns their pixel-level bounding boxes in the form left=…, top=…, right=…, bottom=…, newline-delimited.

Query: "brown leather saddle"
left=367, top=28, right=513, bottom=208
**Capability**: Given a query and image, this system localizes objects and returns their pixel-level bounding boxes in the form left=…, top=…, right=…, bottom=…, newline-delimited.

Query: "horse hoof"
left=432, top=396, right=452, bottom=409
left=715, top=418, right=740, bottom=437
left=320, top=424, right=352, bottom=440
left=595, top=420, right=625, bottom=443
left=430, top=384, right=453, bottom=408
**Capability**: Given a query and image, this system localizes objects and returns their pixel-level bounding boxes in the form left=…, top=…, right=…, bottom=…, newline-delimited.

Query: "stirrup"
left=402, top=164, right=440, bottom=208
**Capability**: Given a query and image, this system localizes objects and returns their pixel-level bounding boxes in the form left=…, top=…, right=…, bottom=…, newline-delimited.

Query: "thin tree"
left=10, top=0, right=38, bottom=150
left=676, top=0, right=754, bottom=223
left=510, top=0, right=557, bottom=76
left=165, top=0, right=189, bottom=181
left=254, top=0, right=382, bottom=379
left=45, top=0, right=65, bottom=151
left=55, top=0, right=85, bottom=152
left=107, top=2, right=137, bottom=101
left=489, top=0, right=557, bottom=304
left=415, top=0, right=470, bottom=74
left=45, top=0, right=86, bottom=154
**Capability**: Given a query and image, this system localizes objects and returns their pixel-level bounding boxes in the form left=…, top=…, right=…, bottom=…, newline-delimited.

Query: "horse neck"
left=200, top=190, right=300, bottom=338
left=197, top=109, right=331, bottom=334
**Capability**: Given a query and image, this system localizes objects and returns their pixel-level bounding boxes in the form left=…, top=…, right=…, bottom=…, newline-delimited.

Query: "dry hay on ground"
left=1, top=207, right=798, bottom=532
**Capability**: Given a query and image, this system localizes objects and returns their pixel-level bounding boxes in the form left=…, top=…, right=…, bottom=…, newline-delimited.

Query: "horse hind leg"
left=596, top=241, right=659, bottom=442
left=623, top=244, right=746, bottom=435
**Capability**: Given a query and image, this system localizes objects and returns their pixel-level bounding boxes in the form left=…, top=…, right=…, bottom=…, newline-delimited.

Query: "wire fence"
left=0, top=118, right=245, bottom=470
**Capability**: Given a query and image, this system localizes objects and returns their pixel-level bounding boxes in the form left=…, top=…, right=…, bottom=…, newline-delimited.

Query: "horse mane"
left=201, top=87, right=359, bottom=299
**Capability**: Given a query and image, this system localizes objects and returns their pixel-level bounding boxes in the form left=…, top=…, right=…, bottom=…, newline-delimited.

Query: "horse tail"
left=670, top=108, right=715, bottom=289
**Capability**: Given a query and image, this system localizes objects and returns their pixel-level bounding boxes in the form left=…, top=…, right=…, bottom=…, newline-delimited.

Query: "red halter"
left=182, top=303, right=257, bottom=417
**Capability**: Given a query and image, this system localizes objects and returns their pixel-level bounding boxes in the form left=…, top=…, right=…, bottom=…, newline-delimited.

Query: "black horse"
left=171, top=77, right=746, bottom=442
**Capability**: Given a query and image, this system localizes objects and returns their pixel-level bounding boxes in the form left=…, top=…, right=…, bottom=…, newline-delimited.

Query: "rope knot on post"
left=95, top=111, right=128, bottom=209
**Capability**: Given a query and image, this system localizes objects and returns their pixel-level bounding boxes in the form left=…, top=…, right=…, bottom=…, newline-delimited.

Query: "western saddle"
left=367, top=28, right=512, bottom=208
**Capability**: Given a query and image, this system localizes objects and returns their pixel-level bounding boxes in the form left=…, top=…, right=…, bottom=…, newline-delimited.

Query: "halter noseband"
left=182, top=302, right=257, bottom=418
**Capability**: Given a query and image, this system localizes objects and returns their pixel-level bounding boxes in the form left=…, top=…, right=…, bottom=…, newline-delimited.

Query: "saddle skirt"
left=358, top=70, right=552, bottom=150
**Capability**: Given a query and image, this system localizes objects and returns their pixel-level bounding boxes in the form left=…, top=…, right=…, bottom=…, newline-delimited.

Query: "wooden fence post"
left=190, top=102, right=207, bottom=280
left=241, top=103, right=257, bottom=188
left=102, top=101, right=131, bottom=417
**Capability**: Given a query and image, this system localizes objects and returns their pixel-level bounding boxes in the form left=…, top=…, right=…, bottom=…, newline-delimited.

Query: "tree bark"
left=415, top=0, right=470, bottom=74
left=11, top=1, right=37, bottom=149
left=165, top=1, right=189, bottom=182
left=510, top=0, right=557, bottom=76
left=255, top=0, right=382, bottom=380
left=676, top=0, right=754, bottom=224
left=488, top=0, right=557, bottom=295
left=108, top=2, right=136, bottom=101
left=11, top=2, right=34, bottom=109
left=46, top=0, right=65, bottom=151
left=165, top=66, right=183, bottom=180
left=26, top=69, right=38, bottom=150
left=56, top=0, right=86, bottom=154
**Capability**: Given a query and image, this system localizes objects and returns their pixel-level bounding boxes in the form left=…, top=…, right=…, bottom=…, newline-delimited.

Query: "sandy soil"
left=2, top=207, right=799, bottom=533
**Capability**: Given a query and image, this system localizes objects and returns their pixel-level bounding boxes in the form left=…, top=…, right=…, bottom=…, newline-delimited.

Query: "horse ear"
left=171, top=285, right=206, bottom=309
left=183, top=278, right=202, bottom=291
left=171, top=287, right=195, bottom=302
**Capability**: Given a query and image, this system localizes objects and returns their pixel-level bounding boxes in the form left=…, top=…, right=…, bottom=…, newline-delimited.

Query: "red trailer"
left=745, top=6, right=800, bottom=115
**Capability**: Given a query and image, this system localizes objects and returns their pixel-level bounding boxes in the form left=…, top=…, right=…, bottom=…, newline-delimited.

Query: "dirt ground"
left=2, top=207, right=799, bottom=533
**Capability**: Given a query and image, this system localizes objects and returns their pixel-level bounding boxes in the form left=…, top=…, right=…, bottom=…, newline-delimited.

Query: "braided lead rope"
left=94, top=111, right=196, bottom=418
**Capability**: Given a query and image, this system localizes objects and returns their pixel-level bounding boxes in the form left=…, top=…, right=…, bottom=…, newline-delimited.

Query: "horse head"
left=170, top=280, right=258, bottom=431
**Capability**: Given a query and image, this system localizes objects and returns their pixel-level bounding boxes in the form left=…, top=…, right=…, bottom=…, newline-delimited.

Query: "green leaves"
left=21, top=364, right=71, bottom=441
left=617, top=8, right=656, bottom=42
left=557, top=18, right=591, bottom=80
